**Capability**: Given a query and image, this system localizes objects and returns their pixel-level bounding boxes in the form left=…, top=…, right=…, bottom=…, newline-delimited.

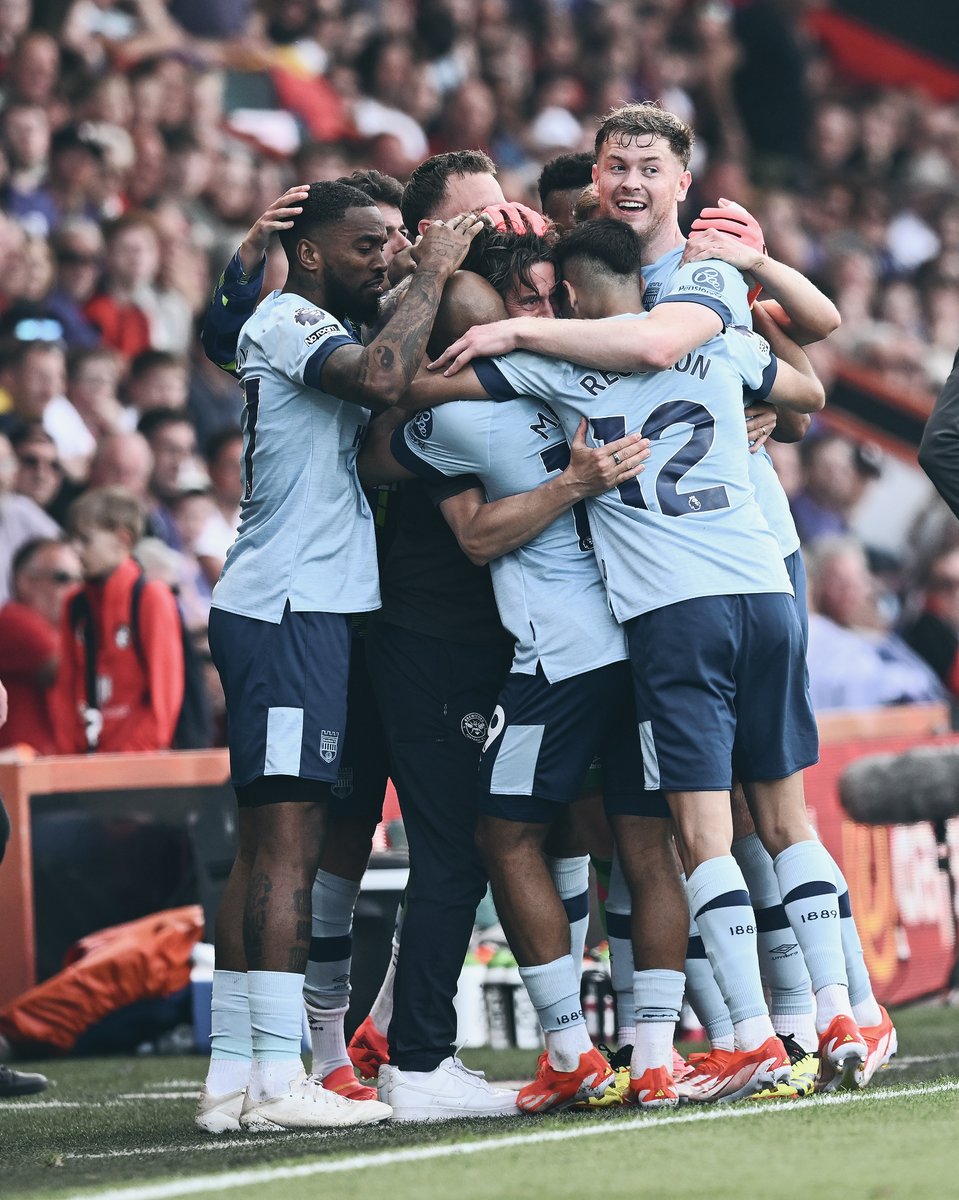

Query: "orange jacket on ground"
left=0, top=906, right=204, bottom=1051
left=51, top=557, right=185, bottom=753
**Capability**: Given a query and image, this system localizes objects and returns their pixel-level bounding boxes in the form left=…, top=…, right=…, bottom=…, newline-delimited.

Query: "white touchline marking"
left=0, top=1101, right=104, bottom=1112
left=0, top=1095, right=201, bottom=1113
left=58, top=1081, right=959, bottom=1199
left=66, top=1133, right=344, bottom=1160
left=888, top=1053, right=959, bottom=1066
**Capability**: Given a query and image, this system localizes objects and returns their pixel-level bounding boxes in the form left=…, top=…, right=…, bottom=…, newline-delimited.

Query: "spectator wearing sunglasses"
left=11, top=423, right=81, bottom=527
left=0, top=432, right=60, bottom=605
left=0, top=536, right=81, bottom=754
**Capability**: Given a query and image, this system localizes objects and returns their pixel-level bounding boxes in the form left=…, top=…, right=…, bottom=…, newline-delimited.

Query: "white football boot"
left=239, top=1071, right=392, bottom=1130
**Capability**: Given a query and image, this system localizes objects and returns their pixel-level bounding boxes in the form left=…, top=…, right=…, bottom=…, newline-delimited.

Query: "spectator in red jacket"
left=0, top=536, right=81, bottom=754
left=51, top=486, right=184, bottom=753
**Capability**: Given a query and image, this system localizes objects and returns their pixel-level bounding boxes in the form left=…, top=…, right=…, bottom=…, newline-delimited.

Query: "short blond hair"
left=68, top=486, right=146, bottom=543
left=595, top=102, right=694, bottom=169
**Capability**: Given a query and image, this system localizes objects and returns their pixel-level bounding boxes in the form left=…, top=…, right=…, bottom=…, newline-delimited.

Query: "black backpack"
left=67, top=571, right=212, bottom=751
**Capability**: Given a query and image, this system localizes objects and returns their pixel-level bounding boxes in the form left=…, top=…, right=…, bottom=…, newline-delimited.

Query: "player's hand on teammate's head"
left=481, top=202, right=552, bottom=237
left=410, top=212, right=487, bottom=275
left=238, top=185, right=311, bottom=274
left=567, top=418, right=651, bottom=498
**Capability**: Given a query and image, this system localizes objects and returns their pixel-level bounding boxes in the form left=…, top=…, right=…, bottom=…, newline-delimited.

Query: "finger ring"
left=612, top=452, right=622, bottom=466
left=760, top=426, right=767, bottom=436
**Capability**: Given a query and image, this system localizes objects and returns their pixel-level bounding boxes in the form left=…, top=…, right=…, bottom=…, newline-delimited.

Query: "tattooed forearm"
left=328, top=214, right=482, bottom=410
left=355, top=267, right=446, bottom=410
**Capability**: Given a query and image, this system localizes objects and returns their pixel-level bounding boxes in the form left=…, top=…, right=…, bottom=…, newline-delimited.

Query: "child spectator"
left=51, top=486, right=184, bottom=753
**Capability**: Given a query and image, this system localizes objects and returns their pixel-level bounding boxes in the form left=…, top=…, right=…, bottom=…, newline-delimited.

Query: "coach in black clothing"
left=919, top=347, right=959, bottom=518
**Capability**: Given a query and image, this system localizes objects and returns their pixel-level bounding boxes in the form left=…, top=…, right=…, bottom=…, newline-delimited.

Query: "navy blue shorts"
left=784, top=548, right=808, bottom=646
left=321, top=626, right=389, bottom=819
left=479, top=662, right=669, bottom=824
left=626, top=592, right=819, bottom=793
left=209, top=604, right=351, bottom=788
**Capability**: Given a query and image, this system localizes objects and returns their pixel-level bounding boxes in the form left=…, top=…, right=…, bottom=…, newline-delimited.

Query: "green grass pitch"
left=3, top=1003, right=959, bottom=1200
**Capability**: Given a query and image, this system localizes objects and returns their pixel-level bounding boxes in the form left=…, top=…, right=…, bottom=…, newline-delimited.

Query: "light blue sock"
left=733, top=833, right=814, bottom=1026
left=248, top=970, right=306, bottom=1061
left=303, top=870, right=360, bottom=1010
left=686, top=856, right=769, bottom=1026
left=209, top=969, right=251, bottom=1060
left=205, top=969, right=251, bottom=1093
left=633, top=968, right=684, bottom=1073
left=828, top=854, right=879, bottom=1019
left=519, top=954, right=585, bottom=1032
left=606, top=853, right=635, bottom=1039
left=546, top=854, right=591, bottom=968
left=774, top=840, right=849, bottom=993
left=684, top=913, right=734, bottom=1049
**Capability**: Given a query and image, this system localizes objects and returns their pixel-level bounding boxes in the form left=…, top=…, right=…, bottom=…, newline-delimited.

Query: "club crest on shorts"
left=331, top=766, right=353, bottom=799
left=691, top=266, right=723, bottom=293
left=319, top=729, right=340, bottom=763
left=114, top=625, right=131, bottom=648
left=461, top=712, right=488, bottom=742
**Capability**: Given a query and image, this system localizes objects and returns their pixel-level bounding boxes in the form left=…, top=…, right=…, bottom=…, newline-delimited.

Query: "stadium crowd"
left=1, top=0, right=947, bottom=1122
left=0, top=0, right=957, bottom=742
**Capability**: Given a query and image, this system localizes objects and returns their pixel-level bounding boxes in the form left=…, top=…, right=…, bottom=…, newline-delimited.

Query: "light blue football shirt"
left=474, top=318, right=793, bottom=622
left=643, top=244, right=801, bottom=557
left=211, top=291, right=381, bottom=622
left=390, top=399, right=627, bottom=682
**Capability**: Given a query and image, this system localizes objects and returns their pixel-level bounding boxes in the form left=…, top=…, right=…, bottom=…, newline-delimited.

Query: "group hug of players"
left=192, top=101, right=898, bottom=1133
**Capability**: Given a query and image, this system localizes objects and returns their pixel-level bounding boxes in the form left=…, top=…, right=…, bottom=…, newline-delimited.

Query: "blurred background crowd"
left=1, top=0, right=959, bottom=753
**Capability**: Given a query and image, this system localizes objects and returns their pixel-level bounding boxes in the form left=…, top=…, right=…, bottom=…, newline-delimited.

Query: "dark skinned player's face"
left=320, top=206, right=389, bottom=325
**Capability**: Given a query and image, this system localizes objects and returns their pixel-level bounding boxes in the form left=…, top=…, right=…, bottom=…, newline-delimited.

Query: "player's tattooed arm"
left=322, top=213, right=485, bottom=412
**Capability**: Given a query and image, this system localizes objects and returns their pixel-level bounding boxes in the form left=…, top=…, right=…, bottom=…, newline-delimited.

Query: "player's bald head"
left=428, top=271, right=507, bottom=360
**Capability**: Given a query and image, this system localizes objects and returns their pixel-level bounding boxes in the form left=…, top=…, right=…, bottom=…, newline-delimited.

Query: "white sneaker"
left=378, top=1056, right=520, bottom=1122
left=239, top=1072, right=392, bottom=1130
left=195, top=1085, right=245, bottom=1133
